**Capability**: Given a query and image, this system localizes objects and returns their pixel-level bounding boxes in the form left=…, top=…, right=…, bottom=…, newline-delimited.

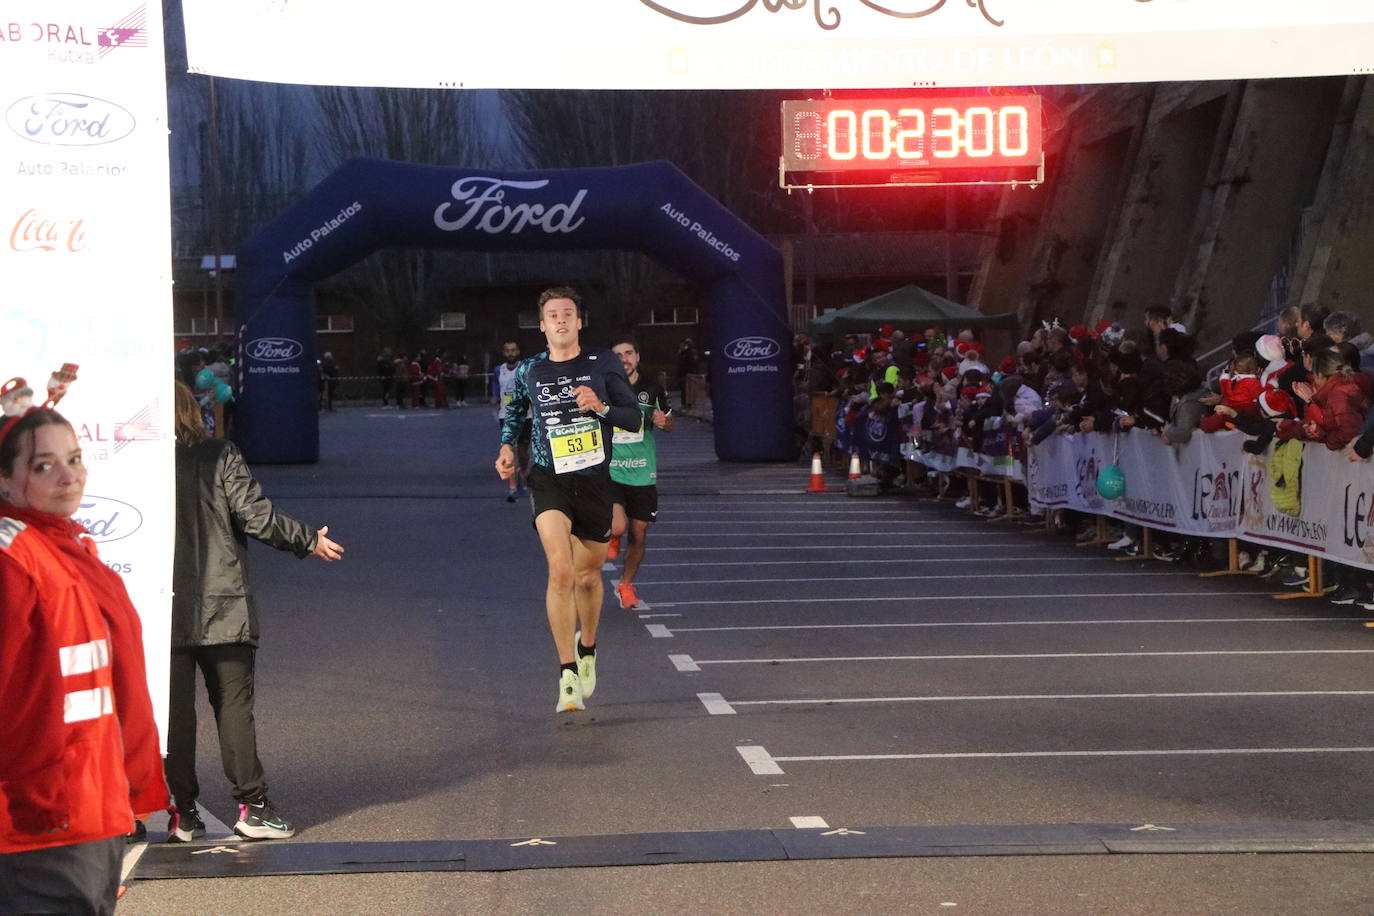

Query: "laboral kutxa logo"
left=724, top=336, right=781, bottom=361
left=74, top=494, right=143, bottom=544
left=0, top=5, right=149, bottom=64
left=6, top=93, right=135, bottom=146
left=246, top=337, right=304, bottom=362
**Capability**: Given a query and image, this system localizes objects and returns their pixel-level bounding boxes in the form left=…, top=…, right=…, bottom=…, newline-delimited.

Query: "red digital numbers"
left=781, top=95, right=1043, bottom=185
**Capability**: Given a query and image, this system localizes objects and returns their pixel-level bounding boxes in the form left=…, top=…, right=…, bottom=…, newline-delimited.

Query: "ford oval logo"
left=73, top=495, right=143, bottom=544
left=724, top=336, right=781, bottom=361
left=5, top=93, right=136, bottom=147
left=246, top=337, right=304, bottom=362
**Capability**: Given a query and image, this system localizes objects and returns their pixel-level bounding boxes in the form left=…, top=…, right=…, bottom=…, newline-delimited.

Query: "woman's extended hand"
left=311, top=525, right=344, bottom=561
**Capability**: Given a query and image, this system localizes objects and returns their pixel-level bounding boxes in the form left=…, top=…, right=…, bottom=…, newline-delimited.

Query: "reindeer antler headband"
left=0, top=363, right=79, bottom=454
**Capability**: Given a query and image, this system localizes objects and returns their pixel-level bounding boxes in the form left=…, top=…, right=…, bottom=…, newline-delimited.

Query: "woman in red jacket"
left=1292, top=349, right=1371, bottom=450
left=0, top=376, right=167, bottom=915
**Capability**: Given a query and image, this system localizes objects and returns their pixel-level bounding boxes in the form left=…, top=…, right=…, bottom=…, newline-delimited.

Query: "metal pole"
left=945, top=187, right=957, bottom=302
left=208, top=76, right=225, bottom=335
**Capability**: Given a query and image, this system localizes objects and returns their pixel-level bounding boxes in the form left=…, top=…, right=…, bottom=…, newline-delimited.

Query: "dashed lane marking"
left=649, top=591, right=1277, bottom=608
left=697, top=692, right=737, bottom=715
left=790, top=816, right=830, bottom=829
left=737, top=745, right=784, bottom=775
left=724, top=690, right=1374, bottom=708
left=665, top=616, right=1369, bottom=635
left=671, top=649, right=1374, bottom=669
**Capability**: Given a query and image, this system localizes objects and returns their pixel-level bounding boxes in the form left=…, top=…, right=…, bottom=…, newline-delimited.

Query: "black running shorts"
left=610, top=482, right=659, bottom=524
left=527, top=463, right=613, bottom=542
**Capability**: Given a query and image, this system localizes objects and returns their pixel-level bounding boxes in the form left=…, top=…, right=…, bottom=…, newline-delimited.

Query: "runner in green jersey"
left=608, top=338, right=672, bottom=610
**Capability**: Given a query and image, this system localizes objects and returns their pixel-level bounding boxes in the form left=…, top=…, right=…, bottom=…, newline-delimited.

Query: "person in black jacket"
left=166, top=382, right=343, bottom=844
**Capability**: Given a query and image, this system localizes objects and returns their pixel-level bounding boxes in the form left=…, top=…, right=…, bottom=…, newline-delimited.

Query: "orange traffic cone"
left=848, top=451, right=862, bottom=480
left=807, top=452, right=827, bottom=493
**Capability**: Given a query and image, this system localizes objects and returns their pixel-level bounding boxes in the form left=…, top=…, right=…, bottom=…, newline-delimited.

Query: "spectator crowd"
left=798, top=304, right=1374, bottom=608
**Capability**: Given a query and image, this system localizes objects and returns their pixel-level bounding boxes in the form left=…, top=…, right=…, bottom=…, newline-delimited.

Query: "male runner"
left=490, top=339, right=530, bottom=502
left=495, top=288, right=641, bottom=712
left=607, top=337, right=672, bottom=610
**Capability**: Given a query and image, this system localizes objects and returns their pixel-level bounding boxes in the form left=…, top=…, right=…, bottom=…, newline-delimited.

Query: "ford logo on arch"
left=73, top=495, right=143, bottom=544
left=6, top=93, right=136, bottom=146
left=724, top=336, right=781, bottom=361
left=246, top=337, right=304, bottom=362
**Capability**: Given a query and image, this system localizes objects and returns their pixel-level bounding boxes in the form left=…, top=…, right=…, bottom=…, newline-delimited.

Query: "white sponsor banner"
left=179, top=0, right=1374, bottom=89
left=1030, top=430, right=1374, bottom=572
left=1, top=2, right=173, bottom=743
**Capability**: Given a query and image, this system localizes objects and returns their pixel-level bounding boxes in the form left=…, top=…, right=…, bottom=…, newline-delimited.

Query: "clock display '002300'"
left=780, top=95, right=1044, bottom=189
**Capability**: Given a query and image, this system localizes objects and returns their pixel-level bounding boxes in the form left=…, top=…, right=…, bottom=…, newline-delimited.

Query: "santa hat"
left=959, top=386, right=980, bottom=400
left=1256, top=334, right=1285, bottom=364
left=967, top=341, right=985, bottom=355
left=941, top=365, right=958, bottom=380
left=998, top=357, right=1017, bottom=374
left=1068, top=324, right=1089, bottom=342
left=879, top=324, right=894, bottom=338
left=954, top=340, right=970, bottom=356
left=872, top=339, right=890, bottom=353
left=1259, top=389, right=1295, bottom=419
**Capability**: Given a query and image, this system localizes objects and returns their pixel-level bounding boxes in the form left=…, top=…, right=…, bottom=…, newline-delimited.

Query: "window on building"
left=174, top=317, right=220, bottom=336
left=317, top=314, right=355, bottom=334
left=429, top=312, right=467, bottom=330
left=644, top=307, right=699, bottom=326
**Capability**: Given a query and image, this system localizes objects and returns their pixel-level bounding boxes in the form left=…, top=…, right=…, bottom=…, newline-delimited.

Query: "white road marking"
left=728, top=690, right=1374, bottom=708
left=670, top=654, right=701, bottom=672
left=650, top=591, right=1276, bottom=608
left=738, top=745, right=784, bottom=775
left=649, top=531, right=985, bottom=538
left=689, top=649, right=1374, bottom=666
left=769, top=747, right=1374, bottom=767
left=642, top=557, right=1107, bottom=569
left=651, top=543, right=1034, bottom=552
left=668, top=616, right=1366, bottom=634
left=645, top=624, right=673, bottom=638
left=638, top=571, right=1186, bottom=586
left=602, top=562, right=615, bottom=571
left=790, top=816, right=830, bottom=829
left=652, top=521, right=984, bottom=527
left=697, top=692, right=737, bottom=715
left=638, top=613, right=682, bottom=618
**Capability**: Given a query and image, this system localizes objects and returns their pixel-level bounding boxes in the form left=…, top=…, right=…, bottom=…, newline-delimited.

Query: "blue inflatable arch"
left=234, top=157, right=793, bottom=463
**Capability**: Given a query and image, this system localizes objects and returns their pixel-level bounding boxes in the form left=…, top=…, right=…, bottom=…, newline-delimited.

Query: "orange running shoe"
left=616, top=581, right=639, bottom=609
left=606, top=537, right=620, bottom=560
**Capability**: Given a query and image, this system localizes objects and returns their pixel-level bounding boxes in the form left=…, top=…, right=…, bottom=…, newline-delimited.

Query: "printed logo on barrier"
left=724, top=337, right=780, bottom=361
left=114, top=399, right=160, bottom=452
left=434, top=177, right=587, bottom=235
left=6, top=93, right=136, bottom=146
left=1072, top=449, right=1105, bottom=510
left=246, top=337, right=304, bottom=362
left=1339, top=482, right=1374, bottom=563
left=1241, top=453, right=1267, bottom=529
left=0, top=6, right=148, bottom=65
left=73, top=495, right=142, bottom=544
left=98, top=6, right=149, bottom=57
left=9, top=209, right=86, bottom=252
left=1191, top=459, right=1240, bottom=532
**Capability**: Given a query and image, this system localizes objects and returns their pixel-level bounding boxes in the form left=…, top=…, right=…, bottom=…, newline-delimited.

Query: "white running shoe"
left=954, top=496, right=972, bottom=509
left=556, top=669, right=585, bottom=713
left=575, top=631, right=596, bottom=699
left=1107, top=534, right=1135, bottom=551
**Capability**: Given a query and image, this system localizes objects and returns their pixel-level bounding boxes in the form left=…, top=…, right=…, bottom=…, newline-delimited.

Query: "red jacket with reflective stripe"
left=0, top=506, right=168, bottom=852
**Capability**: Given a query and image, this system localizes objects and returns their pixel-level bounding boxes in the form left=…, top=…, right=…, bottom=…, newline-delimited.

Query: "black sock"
left=577, top=641, right=596, bottom=658
left=560, top=661, right=577, bottom=676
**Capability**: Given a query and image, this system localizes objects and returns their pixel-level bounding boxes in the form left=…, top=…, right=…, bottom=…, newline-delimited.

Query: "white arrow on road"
left=190, top=845, right=240, bottom=855
left=820, top=828, right=866, bottom=836
left=510, top=838, right=558, bottom=846
left=1129, top=824, right=1177, bottom=832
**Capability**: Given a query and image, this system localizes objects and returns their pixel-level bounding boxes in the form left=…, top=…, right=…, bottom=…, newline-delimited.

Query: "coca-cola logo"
left=434, top=177, right=587, bottom=235
left=724, top=336, right=781, bottom=361
left=246, top=337, right=304, bottom=362
left=6, top=93, right=136, bottom=146
left=9, top=209, right=86, bottom=252
left=74, top=494, right=143, bottom=544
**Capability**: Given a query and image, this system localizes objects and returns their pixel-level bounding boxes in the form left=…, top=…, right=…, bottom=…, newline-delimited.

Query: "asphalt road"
left=120, top=404, right=1374, bottom=915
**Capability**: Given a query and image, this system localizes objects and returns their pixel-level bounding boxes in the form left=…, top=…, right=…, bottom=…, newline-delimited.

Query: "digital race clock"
left=780, top=95, right=1044, bottom=189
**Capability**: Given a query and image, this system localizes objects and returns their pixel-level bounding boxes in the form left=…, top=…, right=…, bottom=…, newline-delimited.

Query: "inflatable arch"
left=233, top=158, right=793, bottom=463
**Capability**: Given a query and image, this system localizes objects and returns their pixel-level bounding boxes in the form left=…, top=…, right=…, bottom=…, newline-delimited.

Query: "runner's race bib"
left=550, top=418, right=604, bottom=473
left=612, top=425, right=644, bottom=445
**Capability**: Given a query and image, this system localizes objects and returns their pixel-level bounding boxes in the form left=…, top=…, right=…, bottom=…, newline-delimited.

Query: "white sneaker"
left=556, top=669, right=584, bottom=713
left=955, top=497, right=972, bottom=509
left=1107, top=534, right=1135, bottom=551
left=575, top=631, right=596, bottom=699
left=1244, top=550, right=1269, bottom=573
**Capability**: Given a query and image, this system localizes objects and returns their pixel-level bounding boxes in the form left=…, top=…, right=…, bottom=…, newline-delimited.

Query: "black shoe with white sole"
left=234, top=799, right=295, bottom=840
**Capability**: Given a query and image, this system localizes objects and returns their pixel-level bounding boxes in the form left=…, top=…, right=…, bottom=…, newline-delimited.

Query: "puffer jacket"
left=173, top=438, right=317, bottom=647
left=1306, top=373, right=1370, bottom=451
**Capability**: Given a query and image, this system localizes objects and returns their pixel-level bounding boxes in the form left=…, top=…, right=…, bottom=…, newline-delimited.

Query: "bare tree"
left=311, top=87, right=526, bottom=349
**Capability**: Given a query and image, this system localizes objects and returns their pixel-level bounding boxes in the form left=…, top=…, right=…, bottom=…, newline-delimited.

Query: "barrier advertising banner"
left=0, top=2, right=174, bottom=738
left=1030, top=430, right=1374, bottom=573
left=181, top=0, right=1374, bottom=90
